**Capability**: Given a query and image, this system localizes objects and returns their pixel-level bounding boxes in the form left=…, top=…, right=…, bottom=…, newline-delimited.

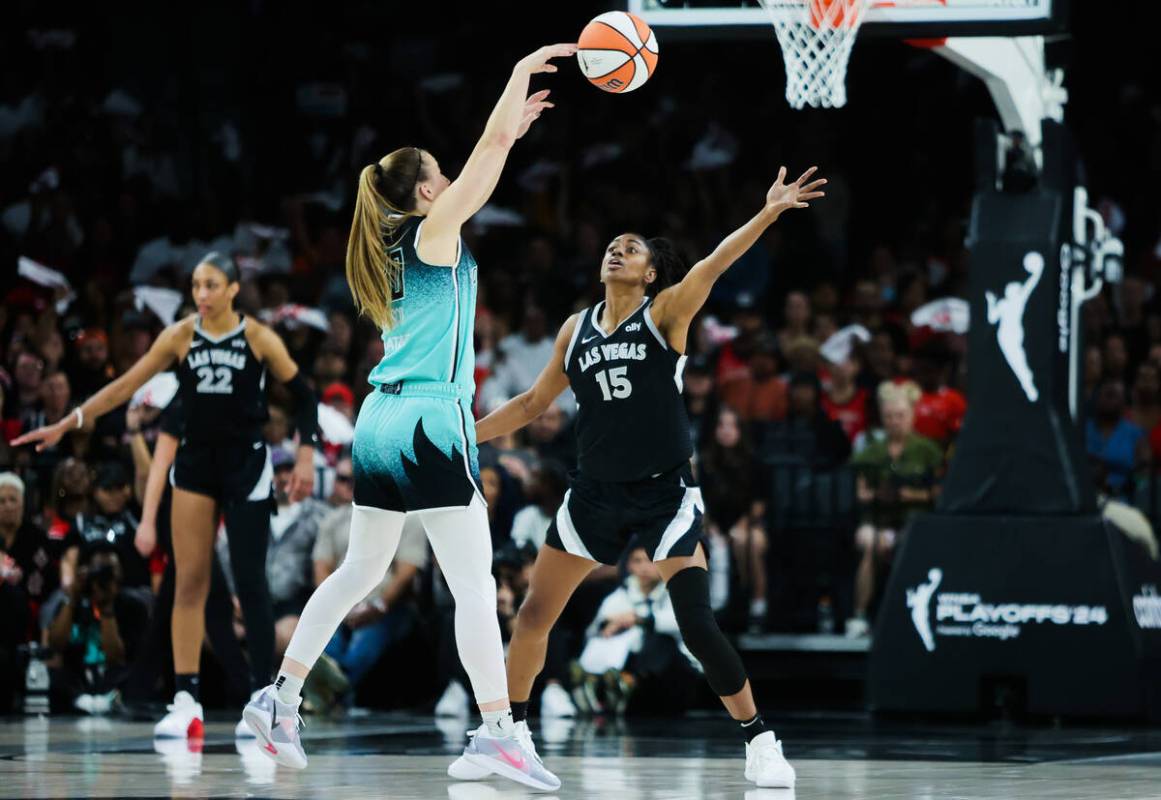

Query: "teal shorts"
left=352, top=382, right=482, bottom=513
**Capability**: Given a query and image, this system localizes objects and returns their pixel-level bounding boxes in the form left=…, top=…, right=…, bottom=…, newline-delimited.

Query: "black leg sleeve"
left=666, top=566, right=748, bottom=698
left=222, top=500, right=274, bottom=689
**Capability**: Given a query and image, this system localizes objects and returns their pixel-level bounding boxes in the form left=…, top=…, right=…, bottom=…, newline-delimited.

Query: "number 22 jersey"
left=175, top=317, right=268, bottom=444
left=563, top=298, right=692, bottom=482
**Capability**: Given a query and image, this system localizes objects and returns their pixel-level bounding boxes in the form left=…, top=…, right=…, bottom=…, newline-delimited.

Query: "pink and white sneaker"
left=153, top=691, right=204, bottom=740
left=448, top=722, right=560, bottom=791
left=242, top=685, right=307, bottom=769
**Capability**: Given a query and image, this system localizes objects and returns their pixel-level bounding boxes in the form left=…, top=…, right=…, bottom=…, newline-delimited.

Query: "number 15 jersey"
left=563, top=298, right=692, bottom=482
left=175, top=317, right=268, bottom=444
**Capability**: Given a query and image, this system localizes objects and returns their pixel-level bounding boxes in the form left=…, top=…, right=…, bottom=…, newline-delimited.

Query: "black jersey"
left=564, top=298, right=693, bottom=482
left=174, top=317, right=268, bottom=444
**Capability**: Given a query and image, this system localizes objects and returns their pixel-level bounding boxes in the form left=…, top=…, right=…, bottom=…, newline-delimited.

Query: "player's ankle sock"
left=274, top=672, right=304, bottom=705
left=175, top=674, right=200, bottom=702
left=510, top=700, right=529, bottom=724
left=740, top=713, right=768, bottom=743
left=482, top=707, right=516, bottom=737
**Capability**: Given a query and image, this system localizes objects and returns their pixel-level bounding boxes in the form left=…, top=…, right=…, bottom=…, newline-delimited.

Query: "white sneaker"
left=435, top=680, right=471, bottom=718
left=448, top=722, right=561, bottom=791
left=745, top=730, right=796, bottom=789
left=541, top=683, right=577, bottom=718
left=845, top=616, right=870, bottom=638
left=153, top=691, right=205, bottom=739
left=235, top=689, right=262, bottom=738
left=243, top=685, right=308, bottom=769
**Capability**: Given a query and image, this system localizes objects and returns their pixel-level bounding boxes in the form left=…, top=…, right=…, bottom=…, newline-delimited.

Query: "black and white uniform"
left=545, top=298, right=705, bottom=566
left=171, top=317, right=272, bottom=504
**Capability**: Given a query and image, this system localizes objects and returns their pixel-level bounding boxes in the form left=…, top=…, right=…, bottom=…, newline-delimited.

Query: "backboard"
left=624, top=0, right=1066, bottom=39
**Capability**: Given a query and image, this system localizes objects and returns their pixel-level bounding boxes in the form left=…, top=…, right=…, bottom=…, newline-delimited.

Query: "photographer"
left=46, top=543, right=149, bottom=713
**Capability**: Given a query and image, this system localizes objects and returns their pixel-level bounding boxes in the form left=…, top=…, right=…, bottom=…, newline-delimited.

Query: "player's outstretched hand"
left=516, top=89, right=554, bottom=140
left=517, top=43, right=578, bottom=75
left=12, top=420, right=69, bottom=452
left=766, top=166, right=827, bottom=216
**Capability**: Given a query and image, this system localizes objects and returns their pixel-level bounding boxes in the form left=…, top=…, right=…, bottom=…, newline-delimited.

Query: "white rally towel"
left=131, top=372, right=179, bottom=410
left=133, top=286, right=184, bottom=325
left=317, top=402, right=355, bottom=445
left=18, top=256, right=75, bottom=313
left=911, top=297, right=970, bottom=334
left=820, top=324, right=871, bottom=365
left=260, top=304, right=330, bottom=333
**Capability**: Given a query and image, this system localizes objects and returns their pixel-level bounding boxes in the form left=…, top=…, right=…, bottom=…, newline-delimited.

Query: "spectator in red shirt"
left=911, top=339, right=966, bottom=447
left=719, top=333, right=787, bottom=423
left=822, top=355, right=868, bottom=443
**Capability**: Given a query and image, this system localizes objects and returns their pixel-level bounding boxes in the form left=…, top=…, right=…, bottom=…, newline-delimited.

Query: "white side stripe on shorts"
left=653, top=487, right=704, bottom=561
left=554, top=490, right=597, bottom=562
left=247, top=445, right=274, bottom=501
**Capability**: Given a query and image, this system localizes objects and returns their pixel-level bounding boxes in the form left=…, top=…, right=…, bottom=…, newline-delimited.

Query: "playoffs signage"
left=907, top=567, right=1108, bottom=653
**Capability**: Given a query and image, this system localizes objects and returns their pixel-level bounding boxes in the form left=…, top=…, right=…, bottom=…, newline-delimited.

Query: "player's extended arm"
left=13, top=325, right=182, bottom=452
left=423, top=44, right=574, bottom=242
left=476, top=314, right=578, bottom=443
left=652, top=166, right=826, bottom=345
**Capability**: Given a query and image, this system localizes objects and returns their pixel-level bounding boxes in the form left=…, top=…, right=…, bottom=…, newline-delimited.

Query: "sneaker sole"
left=747, top=767, right=796, bottom=789
left=242, top=705, right=307, bottom=770
left=463, top=753, right=560, bottom=792
left=447, top=755, right=492, bottom=781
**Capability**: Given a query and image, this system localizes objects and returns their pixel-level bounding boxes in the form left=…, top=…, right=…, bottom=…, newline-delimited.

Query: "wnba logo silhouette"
left=985, top=251, right=1045, bottom=403
left=907, top=568, right=943, bottom=652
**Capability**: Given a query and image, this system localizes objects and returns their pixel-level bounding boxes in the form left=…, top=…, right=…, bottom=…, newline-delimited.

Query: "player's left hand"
left=765, top=166, right=827, bottom=216
left=516, top=89, right=554, bottom=140
left=288, top=447, right=316, bottom=502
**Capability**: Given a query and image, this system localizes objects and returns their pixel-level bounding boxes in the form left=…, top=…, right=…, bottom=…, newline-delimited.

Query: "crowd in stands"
left=2, top=1, right=1159, bottom=718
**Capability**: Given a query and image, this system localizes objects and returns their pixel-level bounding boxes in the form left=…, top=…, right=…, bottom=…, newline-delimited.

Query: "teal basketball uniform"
left=354, top=217, right=482, bottom=513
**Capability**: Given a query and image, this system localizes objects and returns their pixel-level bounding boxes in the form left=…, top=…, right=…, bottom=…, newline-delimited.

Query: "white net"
left=761, top=0, right=871, bottom=109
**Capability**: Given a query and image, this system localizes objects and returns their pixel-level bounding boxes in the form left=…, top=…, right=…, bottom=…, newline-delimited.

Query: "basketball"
left=577, top=11, right=658, bottom=94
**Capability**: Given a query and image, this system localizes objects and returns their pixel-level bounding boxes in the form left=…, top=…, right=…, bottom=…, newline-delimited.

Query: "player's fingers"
left=795, top=202, right=810, bottom=208
left=800, top=191, right=826, bottom=200
left=795, top=166, right=818, bottom=185
left=546, top=43, right=578, bottom=58
left=802, top=178, right=827, bottom=192
left=528, top=89, right=551, bottom=103
left=775, top=166, right=787, bottom=185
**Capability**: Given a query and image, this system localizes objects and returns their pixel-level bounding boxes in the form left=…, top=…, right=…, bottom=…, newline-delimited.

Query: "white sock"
left=482, top=708, right=515, bottom=738
left=274, top=672, right=304, bottom=705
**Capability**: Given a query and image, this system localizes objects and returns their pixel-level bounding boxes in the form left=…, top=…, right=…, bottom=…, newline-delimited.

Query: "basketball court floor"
left=3, top=711, right=1160, bottom=799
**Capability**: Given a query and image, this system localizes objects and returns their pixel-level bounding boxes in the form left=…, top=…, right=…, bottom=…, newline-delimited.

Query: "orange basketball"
left=576, top=11, right=658, bottom=94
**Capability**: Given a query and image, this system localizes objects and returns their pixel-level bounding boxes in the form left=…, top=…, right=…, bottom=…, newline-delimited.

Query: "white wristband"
left=73, top=407, right=84, bottom=430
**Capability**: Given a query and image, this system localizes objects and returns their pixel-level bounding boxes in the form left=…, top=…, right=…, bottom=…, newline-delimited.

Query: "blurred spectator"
left=1129, top=362, right=1161, bottom=447
left=910, top=338, right=966, bottom=449
left=1084, top=344, right=1103, bottom=408
left=510, top=460, right=568, bottom=551
left=822, top=356, right=869, bottom=443
left=718, top=333, right=786, bottom=423
left=1086, top=378, right=1146, bottom=498
left=777, top=291, right=812, bottom=355
left=682, top=354, right=719, bottom=451
left=10, top=351, right=44, bottom=431
left=862, top=329, right=898, bottom=389
left=525, top=404, right=575, bottom=466
left=1103, top=332, right=1129, bottom=383
left=66, top=462, right=149, bottom=590
left=764, top=372, right=851, bottom=467
left=0, top=472, right=68, bottom=638
left=714, top=299, right=767, bottom=386
left=69, top=329, right=113, bottom=402
left=847, top=382, right=942, bottom=637
left=46, top=543, right=149, bottom=714
left=700, top=406, right=767, bottom=630
left=322, top=382, right=355, bottom=423
left=572, top=545, right=698, bottom=716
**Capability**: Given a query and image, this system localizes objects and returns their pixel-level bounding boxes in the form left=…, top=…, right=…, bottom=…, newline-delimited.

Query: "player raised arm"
left=13, top=323, right=185, bottom=452
left=651, top=166, right=826, bottom=342
left=476, top=314, right=579, bottom=443
left=422, top=43, right=575, bottom=246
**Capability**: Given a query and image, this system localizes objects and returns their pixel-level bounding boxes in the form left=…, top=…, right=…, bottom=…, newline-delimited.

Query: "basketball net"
left=761, top=0, right=871, bottom=109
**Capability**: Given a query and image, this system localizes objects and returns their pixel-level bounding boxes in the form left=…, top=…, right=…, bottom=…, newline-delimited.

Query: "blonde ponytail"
left=346, top=148, right=426, bottom=330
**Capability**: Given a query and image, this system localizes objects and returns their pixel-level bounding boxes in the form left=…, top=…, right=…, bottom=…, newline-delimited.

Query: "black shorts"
left=545, top=463, right=705, bottom=566
left=171, top=440, right=273, bottom=507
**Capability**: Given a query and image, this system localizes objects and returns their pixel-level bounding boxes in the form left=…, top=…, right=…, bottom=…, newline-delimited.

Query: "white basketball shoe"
left=745, top=731, right=796, bottom=788
left=153, top=691, right=204, bottom=740
left=243, top=685, right=307, bottom=769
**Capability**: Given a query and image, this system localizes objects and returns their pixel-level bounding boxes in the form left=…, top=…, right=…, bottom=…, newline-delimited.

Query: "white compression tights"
left=283, top=494, right=508, bottom=704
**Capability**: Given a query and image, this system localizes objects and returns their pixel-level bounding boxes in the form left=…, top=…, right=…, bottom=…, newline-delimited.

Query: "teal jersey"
left=368, top=217, right=478, bottom=390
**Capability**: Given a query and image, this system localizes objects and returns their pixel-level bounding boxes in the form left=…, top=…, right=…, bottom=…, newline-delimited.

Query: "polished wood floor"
left=2, top=711, right=1159, bottom=799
